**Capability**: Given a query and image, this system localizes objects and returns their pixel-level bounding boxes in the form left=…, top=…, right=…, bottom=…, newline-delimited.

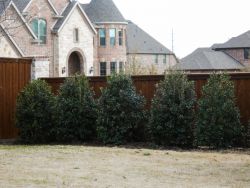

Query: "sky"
left=79, top=0, right=250, bottom=59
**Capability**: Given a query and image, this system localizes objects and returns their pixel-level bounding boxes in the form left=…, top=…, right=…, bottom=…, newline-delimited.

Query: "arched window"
left=31, top=18, right=47, bottom=44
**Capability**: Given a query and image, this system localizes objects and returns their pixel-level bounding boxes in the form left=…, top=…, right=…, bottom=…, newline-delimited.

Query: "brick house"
left=0, top=0, right=177, bottom=78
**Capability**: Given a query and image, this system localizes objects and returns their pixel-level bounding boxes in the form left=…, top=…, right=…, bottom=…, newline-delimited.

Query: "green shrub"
left=55, top=75, right=97, bottom=142
left=246, top=121, right=250, bottom=147
left=15, top=79, right=55, bottom=143
left=149, top=71, right=195, bottom=147
left=196, top=73, right=243, bottom=148
left=97, top=74, right=145, bottom=144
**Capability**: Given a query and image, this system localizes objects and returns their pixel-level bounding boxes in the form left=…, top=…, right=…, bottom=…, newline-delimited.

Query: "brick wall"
left=96, top=24, right=127, bottom=75
left=50, top=0, right=69, bottom=14
left=223, top=49, right=250, bottom=66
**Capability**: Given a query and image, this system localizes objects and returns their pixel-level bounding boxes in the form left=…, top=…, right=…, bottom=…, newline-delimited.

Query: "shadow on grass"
left=0, top=139, right=249, bottom=154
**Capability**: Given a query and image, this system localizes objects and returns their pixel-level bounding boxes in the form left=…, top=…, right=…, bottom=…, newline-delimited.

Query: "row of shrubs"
left=15, top=72, right=247, bottom=148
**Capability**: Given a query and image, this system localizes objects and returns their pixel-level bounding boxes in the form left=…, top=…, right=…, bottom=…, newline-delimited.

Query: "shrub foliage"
left=56, top=75, right=97, bottom=142
left=149, top=71, right=196, bottom=147
left=15, top=79, right=55, bottom=143
left=97, top=74, right=145, bottom=144
left=196, top=73, right=242, bottom=148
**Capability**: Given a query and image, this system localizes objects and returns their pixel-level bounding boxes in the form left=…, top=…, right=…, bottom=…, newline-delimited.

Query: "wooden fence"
left=43, top=73, right=250, bottom=126
left=0, top=58, right=32, bottom=139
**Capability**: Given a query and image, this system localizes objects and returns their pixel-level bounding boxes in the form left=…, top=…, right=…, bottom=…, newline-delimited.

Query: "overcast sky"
left=79, top=0, right=250, bottom=59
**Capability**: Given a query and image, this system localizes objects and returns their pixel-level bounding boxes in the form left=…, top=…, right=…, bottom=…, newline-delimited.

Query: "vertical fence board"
left=0, top=58, right=32, bottom=139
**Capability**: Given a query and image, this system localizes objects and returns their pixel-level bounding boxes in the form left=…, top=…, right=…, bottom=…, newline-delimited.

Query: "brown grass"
left=0, top=145, right=249, bottom=187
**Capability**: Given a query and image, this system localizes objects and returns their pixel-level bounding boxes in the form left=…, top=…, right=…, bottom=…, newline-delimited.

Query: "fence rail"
left=0, top=58, right=32, bottom=139
left=43, top=73, right=250, bottom=126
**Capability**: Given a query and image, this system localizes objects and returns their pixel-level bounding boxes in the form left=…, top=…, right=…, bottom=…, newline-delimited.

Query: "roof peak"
left=83, top=0, right=126, bottom=23
left=126, top=21, right=172, bottom=54
left=213, top=30, right=250, bottom=49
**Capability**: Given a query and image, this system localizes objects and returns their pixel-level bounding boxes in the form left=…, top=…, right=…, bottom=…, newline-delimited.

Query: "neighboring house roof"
left=12, top=0, right=31, bottom=12
left=126, top=21, right=172, bottom=55
left=212, top=30, right=250, bottom=49
left=0, top=0, right=11, bottom=15
left=52, top=1, right=96, bottom=34
left=82, top=0, right=126, bottom=23
left=175, top=48, right=244, bottom=71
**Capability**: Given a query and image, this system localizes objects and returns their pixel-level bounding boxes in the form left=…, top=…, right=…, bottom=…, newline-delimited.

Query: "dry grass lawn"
left=0, top=145, right=249, bottom=188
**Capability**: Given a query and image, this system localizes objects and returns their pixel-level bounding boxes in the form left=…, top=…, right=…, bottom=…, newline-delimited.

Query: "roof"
left=0, top=0, right=11, bottom=15
left=82, top=0, right=126, bottom=23
left=126, top=21, right=172, bottom=54
left=12, top=0, right=31, bottom=12
left=52, top=1, right=96, bottom=34
left=213, top=30, right=250, bottom=49
left=53, top=1, right=77, bottom=32
left=175, top=48, right=244, bottom=71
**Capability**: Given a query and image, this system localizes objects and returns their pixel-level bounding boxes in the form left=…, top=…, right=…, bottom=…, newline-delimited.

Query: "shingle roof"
left=52, top=1, right=77, bottom=33
left=126, top=21, right=172, bottom=54
left=0, top=0, right=11, bottom=15
left=212, top=30, right=250, bottom=49
left=82, top=0, right=126, bottom=23
left=12, top=0, right=31, bottom=12
left=175, top=48, right=244, bottom=70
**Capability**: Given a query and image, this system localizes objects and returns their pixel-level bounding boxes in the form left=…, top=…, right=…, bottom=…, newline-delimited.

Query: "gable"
left=1, top=2, right=37, bottom=39
left=49, top=0, right=69, bottom=14
left=0, top=26, right=23, bottom=57
left=60, top=5, right=95, bottom=38
left=53, top=2, right=96, bottom=34
left=24, top=0, right=58, bottom=16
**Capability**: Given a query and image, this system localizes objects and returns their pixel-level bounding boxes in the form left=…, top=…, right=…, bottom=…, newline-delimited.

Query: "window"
left=119, top=62, right=124, bottom=73
left=110, top=29, right=116, bottom=46
left=244, top=48, right=250, bottom=59
left=110, top=62, right=117, bottom=74
left=155, top=55, right=158, bottom=64
left=100, top=62, right=107, bottom=76
left=118, top=30, right=123, bottom=46
left=163, top=55, right=167, bottom=64
left=73, top=28, right=79, bottom=42
left=99, top=29, right=106, bottom=46
left=31, top=18, right=46, bottom=44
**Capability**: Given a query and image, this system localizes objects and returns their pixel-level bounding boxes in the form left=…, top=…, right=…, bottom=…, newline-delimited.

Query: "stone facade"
left=0, top=31, right=20, bottom=58
left=56, top=7, right=95, bottom=77
left=32, top=59, right=50, bottom=79
left=127, top=54, right=177, bottom=75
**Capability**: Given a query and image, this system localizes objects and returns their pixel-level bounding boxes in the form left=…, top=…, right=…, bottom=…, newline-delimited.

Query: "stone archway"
left=68, top=51, right=84, bottom=76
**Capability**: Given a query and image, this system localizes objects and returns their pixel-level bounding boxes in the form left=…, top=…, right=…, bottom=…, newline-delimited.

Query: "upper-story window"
left=118, top=30, right=123, bottom=46
left=110, top=29, right=116, bottom=46
left=73, top=28, right=79, bottom=43
left=31, top=18, right=46, bottom=44
left=244, top=48, right=250, bottom=59
left=99, top=29, right=106, bottom=46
